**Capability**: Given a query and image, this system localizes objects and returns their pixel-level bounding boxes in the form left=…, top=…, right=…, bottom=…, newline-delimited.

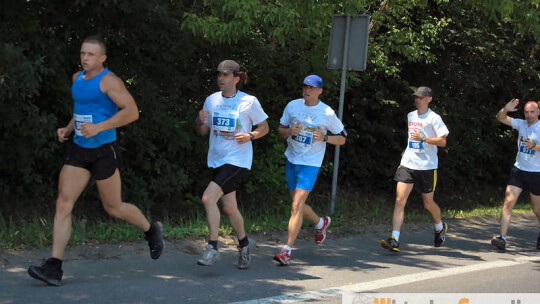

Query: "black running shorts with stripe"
left=212, top=164, right=247, bottom=195
left=64, top=141, right=119, bottom=180
left=394, top=165, right=437, bottom=194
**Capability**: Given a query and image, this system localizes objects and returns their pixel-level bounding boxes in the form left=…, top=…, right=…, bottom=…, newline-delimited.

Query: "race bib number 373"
left=212, top=111, right=238, bottom=132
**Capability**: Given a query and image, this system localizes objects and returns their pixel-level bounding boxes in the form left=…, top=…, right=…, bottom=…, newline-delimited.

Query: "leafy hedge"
left=1, top=0, right=539, bottom=218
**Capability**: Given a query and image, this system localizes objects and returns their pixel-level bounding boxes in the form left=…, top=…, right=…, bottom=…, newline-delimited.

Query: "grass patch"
left=444, top=202, right=532, bottom=218
left=0, top=194, right=536, bottom=250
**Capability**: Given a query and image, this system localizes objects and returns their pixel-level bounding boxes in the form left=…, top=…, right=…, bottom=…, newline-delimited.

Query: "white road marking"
left=230, top=255, right=540, bottom=304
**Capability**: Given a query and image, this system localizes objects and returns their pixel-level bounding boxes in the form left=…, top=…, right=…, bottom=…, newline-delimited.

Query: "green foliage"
left=2, top=0, right=540, bottom=224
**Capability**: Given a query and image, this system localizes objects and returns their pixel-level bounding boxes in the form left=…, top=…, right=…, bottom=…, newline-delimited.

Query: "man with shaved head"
left=27, top=35, right=164, bottom=286
left=493, top=99, right=540, bottom=250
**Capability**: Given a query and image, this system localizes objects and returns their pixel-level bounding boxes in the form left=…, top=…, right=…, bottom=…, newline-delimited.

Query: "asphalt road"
left=1, top=214, right=539, bottom=304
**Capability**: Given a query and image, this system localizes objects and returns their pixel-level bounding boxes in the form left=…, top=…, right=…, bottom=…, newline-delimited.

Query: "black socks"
left=47, top=257, right=62, bottom=269
left=239, top=236, right=249, bottom=248
left=145, top=222, right=155, bottom=237
left=209, top=240, right=218, bottom=250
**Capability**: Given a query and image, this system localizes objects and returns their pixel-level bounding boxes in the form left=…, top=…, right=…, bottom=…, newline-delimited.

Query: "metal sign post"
left=327, top=14, right=370, bottom=214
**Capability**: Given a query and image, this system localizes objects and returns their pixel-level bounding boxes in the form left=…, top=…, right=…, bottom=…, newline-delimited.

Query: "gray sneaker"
left=197, top=244, right=220, bottom=266
left=237, top=238, right=256, bottom=269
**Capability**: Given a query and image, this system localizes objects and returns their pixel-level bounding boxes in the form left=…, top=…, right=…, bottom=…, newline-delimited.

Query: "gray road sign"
left=328, top=15, right=370, bottom=71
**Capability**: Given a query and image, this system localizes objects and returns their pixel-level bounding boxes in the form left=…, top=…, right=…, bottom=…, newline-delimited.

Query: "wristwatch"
left=323, top=134, right=328, bottom=142
left=249, top=133, right=255, bottom=141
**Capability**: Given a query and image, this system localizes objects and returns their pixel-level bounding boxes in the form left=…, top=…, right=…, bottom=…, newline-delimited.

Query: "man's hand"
left=234, top=132, right=251, bottom=144
left=410, top=130, right=423, bottom=141
left=57, top=127, right=72, bottom=143
left=198, top=110, right=209, bottom=125
left=290, top=121, right=302, bottom=136
left=504, top=98, right=519, bottom=112
left=524, top=138, right=537, bottom=150
left=313, top=126, right=325, bottom=142
left=80, top=122, right=101, bottom=138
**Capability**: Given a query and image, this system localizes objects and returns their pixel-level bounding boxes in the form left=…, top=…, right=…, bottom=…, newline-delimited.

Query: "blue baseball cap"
left=303, top=75, right=323, bottom=88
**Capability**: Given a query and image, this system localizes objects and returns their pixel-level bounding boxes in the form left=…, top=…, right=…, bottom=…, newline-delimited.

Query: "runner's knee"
left=422, top=199, right=436, bottom=210
left=55, top=196, right=74, bottom=217
left=291, top=203, right=303, bottom=215
left=503, top=199, right=516, bottom=211
left=394, top=196, right=407, bottom=207
left=222, top=204, right=238, bottom=216
left=201, top=194, right=216, bottom=208
left=103, top=203, right=123, bottom=218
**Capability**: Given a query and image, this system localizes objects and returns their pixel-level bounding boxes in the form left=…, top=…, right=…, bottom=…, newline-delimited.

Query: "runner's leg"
left=392, top=182, right=414, bottom=231
left=52, top=165, right=91, bottom=259
left=286, top=189, right=311, bottom=247
left=500, top=185, right=522, bottom=236
left=202, top=181, right=224, bottom=241
left=97, top=169, right=150, bottom=231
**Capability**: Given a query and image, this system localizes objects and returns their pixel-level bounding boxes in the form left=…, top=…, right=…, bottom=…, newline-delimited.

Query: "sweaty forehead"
left=525, top=102, right=539, bottom=111
left=81, top=42, right=104, bottom=54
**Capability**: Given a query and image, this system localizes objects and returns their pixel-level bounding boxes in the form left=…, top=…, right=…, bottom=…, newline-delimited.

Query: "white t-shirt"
left=511, top=118, right=540, bottom=172
left=203, top=91, right=268, bottom=169
left=280, top=98, right=345, bottom=167
left=400, top=108, right=449, bottom=170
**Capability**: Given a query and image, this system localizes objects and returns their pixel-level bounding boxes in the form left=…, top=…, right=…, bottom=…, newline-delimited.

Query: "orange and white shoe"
left=314, top=216, right=331, bottom=245
left=273, top=248, right=291, bottom=266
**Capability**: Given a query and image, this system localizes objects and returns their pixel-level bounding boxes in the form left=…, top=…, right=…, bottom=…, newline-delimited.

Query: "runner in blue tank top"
left=28, top=35, right=164, bottom=286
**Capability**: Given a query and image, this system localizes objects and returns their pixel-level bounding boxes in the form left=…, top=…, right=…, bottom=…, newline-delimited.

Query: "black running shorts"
left=394, top=165, right=437, bottom=194
left=212, top=164, right=247, bottom=195
left=64, top=141, right=119, bottom=180
left=507, top=166, right=540, bottom=195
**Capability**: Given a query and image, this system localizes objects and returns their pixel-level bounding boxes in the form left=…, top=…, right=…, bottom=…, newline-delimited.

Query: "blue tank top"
left=72, top=68, right=118, bottom=148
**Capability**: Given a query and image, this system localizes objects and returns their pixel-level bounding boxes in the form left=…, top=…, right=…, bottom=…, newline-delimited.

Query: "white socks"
left=392, top=230, right=400, bottom=241
left=315, top=217, right=324, bottom=229
left=283, top=245, right=292, bottom=253
left=434, top=222, right=444, bottom=232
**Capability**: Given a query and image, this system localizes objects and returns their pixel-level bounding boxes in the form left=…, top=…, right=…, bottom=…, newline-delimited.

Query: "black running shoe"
left=434, top=222, right=448, bottom=247
left=380, top=236, right=400, bottom=252
left=145, top=221, right=164, bottom=259
left=28, top=258, right=63, bottom=286
left=491, top=236, right=506, bottom=250
left=536, top=233, right=540, bottom=250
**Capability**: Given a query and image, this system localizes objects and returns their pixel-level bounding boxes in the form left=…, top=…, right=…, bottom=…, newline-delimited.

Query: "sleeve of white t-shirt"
left=510, top=118, right=525, bottom=130
left=249, top=97, right=269, bottom=126
left=280, top=103, right=292, bottom=126
left=431, top=114, right=450, bottom=137
left=326, top=108, right=345, bottom=134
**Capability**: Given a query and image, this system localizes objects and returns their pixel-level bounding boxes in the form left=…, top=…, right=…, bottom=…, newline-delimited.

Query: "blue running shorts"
left=285, top=159, right=320, bottom=191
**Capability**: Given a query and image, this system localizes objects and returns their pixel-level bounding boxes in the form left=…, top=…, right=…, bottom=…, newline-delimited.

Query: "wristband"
left=249, top=133, right=255, bottom=141
left=323, top=134, right=328, bottom=142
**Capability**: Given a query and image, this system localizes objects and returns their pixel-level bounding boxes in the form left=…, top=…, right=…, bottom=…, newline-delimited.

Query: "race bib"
left=212, top=110, right=238, bottom=132
left=408, top=140, right=425, bottom=153
left=519, top=141, right=536, bottom=156
left=74, top=114, right=93, bottom=136
left=291, top=126, right=314, bottom=147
